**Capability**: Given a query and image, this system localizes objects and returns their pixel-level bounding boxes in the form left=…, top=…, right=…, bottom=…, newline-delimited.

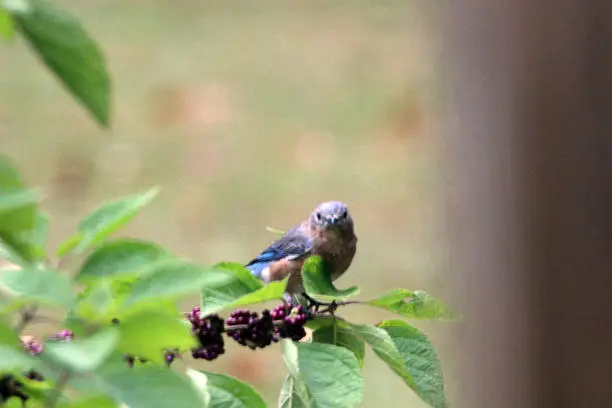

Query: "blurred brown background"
left=0, top=1, right=457, bottom=406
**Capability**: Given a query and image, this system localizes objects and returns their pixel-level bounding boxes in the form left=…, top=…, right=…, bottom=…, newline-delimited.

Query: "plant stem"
left=225, top=320, right=287, bottom=331
left=44, top=370, right=71, bottom=408
left=14, top=304, right=39, bottom=333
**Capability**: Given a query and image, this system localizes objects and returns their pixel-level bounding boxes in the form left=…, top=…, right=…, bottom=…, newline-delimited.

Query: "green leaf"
left=378, top=320, right=447, bottom=408
left=0, top=157, right=39, bottom=263
left=122, top=260, right=234, bottom=312
left=278, top=373, right=309, bottom=408
left=202, top=278, right=286, bottom=316
left=0, top=344, right=37, bottom=371
left=0, top=267, right=74, bottom=308
left=57, top=395, right=118, bottom=408
left=75, top=239, right=170, bottom=283
left=200, top=262, right=265, bottom=316
left=58, top=187, right=160, bottom=256
left=313, top=324, right=366, bottom=368
left=0, top=319, right=21, bottom=346
left=202, top=371, right=267, bottom=408
left=7, top=0, right=110, bottom=126
left=0, top=189, right=39, bottom=213
left=345, top=323, right=416, bottom=391
left=72, top=280, right=118, bottom=322
left=0, top=157, right=36, bottom=231
left=301, top=256, right=360, bottom=302
left=16, top=373, right=55, bottom=402
left=366, top=289, right=458, bottom=320
left=229, top=279, right=286, bottom=307
left=26, top=213, right=49, bottom=260
left=117, top=311, right=196, bottom=363
left=43, top=327, right=119, bottom=372
left=185, top=369, right=211, bottom=407
left=282, top=340, right=363, bottom=408
left=97, top=365, right=209, bottom=408
left=0, top=7, right=15, bottom=39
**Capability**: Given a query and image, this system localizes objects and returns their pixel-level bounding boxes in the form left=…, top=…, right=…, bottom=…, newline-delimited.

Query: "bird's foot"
left=301, top=293, right=338, bottom=314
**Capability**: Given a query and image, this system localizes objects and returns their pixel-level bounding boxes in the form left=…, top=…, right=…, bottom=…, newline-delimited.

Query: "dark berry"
left=272, top=303, right=308, bottom=341
left=226, top=309, right=277, bottom=349
left=0, top=375, right=28, bottom=405
left=23, top=370, right=44, bottom=382
left=164, top=349, right=181, bottom=366
left=186, top=307, right=225, bottom=361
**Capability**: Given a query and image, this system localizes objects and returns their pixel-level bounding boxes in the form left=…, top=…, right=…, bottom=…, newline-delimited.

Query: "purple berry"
left=187, top=307, right=225, bottom=361
left=272, top=303, right=309, bottom=341
left=21, top=338, right=43, bottom=355
left=48, top=329, right=73, bottom=342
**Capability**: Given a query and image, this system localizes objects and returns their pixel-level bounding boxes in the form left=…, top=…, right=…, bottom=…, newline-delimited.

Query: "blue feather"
left=245, top=225, right=312, bottom=280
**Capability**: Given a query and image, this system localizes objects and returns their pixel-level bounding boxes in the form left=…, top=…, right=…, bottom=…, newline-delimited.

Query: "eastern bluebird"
left=245, top=201, right=358, bottom=305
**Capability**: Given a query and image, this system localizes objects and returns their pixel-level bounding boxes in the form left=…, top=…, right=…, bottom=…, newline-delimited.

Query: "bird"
left=244, top=201, right=358, bottom=306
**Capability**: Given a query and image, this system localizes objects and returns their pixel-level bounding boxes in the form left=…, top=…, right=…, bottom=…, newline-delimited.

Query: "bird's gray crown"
left=310, top=201, right=352, bottom=229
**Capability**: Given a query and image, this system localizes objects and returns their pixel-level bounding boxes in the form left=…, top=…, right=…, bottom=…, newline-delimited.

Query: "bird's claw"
left=301, top=293, right=338, bottom=314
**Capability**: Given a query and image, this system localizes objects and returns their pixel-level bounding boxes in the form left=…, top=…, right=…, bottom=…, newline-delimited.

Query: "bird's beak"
left=327, top=215, right=338, bottom=225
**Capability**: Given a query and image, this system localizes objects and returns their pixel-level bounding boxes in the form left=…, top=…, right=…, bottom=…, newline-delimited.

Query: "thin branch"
left=14, top=304, right=39, bottom=334
left=44, top=370, right=71, bottom=408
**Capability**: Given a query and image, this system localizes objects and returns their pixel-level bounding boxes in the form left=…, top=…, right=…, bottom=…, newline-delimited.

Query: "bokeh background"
left=1, top=1, right=458, bottom=406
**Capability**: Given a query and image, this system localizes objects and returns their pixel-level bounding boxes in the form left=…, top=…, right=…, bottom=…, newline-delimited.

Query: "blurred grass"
left=0, top=0, right=460, bottom=407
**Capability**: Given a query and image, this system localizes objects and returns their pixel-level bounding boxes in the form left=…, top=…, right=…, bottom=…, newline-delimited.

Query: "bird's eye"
left=341, top=210, right=348, bottom=219
left=315, top=212, right=322, bottom=221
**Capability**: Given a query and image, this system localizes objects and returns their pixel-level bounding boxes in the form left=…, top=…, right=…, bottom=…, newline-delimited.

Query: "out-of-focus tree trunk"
left=442, top=0, right=612, bottom=407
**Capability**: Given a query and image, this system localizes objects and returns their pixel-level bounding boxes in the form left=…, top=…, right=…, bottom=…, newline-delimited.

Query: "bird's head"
left=309, top=201, right=353, bottom=232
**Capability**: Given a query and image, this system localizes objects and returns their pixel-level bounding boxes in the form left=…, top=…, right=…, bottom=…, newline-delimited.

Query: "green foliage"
left=122, top=260, right=232, bottom=312
left=43, top=327, right=119, bottom=373
left=367, top=289, right=458, bottom=320
left=57, top=395, right=117, bottom=408
left=0, top=6, right=14, bottom=39
left=116, top=312, right=196, bottom=363
left=301, top=256, right=360, bottom=301
left=75, top=239, right=170, bottom=283
left=312, top=323, right=366, bottom=367
left=203, top=371, right=267, bottom=408
left=0, top=344, right=37, bottom=371
left=378, top=320, right=447, bottom=408
left=97, top=366, right=209, bottom=408
left=282, top=340, right=364, bottom=408
left=70, top=280, right=121, bottom=323
left=200, top=262, right=280, bottom=315
left=58, top=187, right=160, bottom=256
left=345, top=323, right=416, bottom=388
left=278, top=374, right=309, bottom=408
left=0, top=267, right=74, bottom=308
left=3, top=0, right=110, bottom=126
left=0, top=2, right=457, bottom=406
left=0, top=157, right=41, bottom=265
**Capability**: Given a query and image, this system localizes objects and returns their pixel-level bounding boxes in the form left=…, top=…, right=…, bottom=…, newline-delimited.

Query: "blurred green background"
left=1, top=1, right=458, bottom=406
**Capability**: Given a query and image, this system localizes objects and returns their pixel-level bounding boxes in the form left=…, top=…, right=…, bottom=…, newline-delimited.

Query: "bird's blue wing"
left=245, top=225, right=312, bottom=280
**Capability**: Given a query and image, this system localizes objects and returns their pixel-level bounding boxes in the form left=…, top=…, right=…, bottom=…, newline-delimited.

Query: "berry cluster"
left=0, top=374, right=30, bottom=406
left=271, top=303, right=308, bottom=341
left=223, top=303, right=309, bottom=349
left=186, top=303, right=309, bottom=359
left=226, top=309, right=277, bottom=349
left=20, top=329, right=75, bottom=357
left=21, top=337, right=43, bottom=355
left=187, top=307, right=226, bottom=361
left=0, top=370, right=47, bottom=406
left=1, top=336, right=51, bottom=407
